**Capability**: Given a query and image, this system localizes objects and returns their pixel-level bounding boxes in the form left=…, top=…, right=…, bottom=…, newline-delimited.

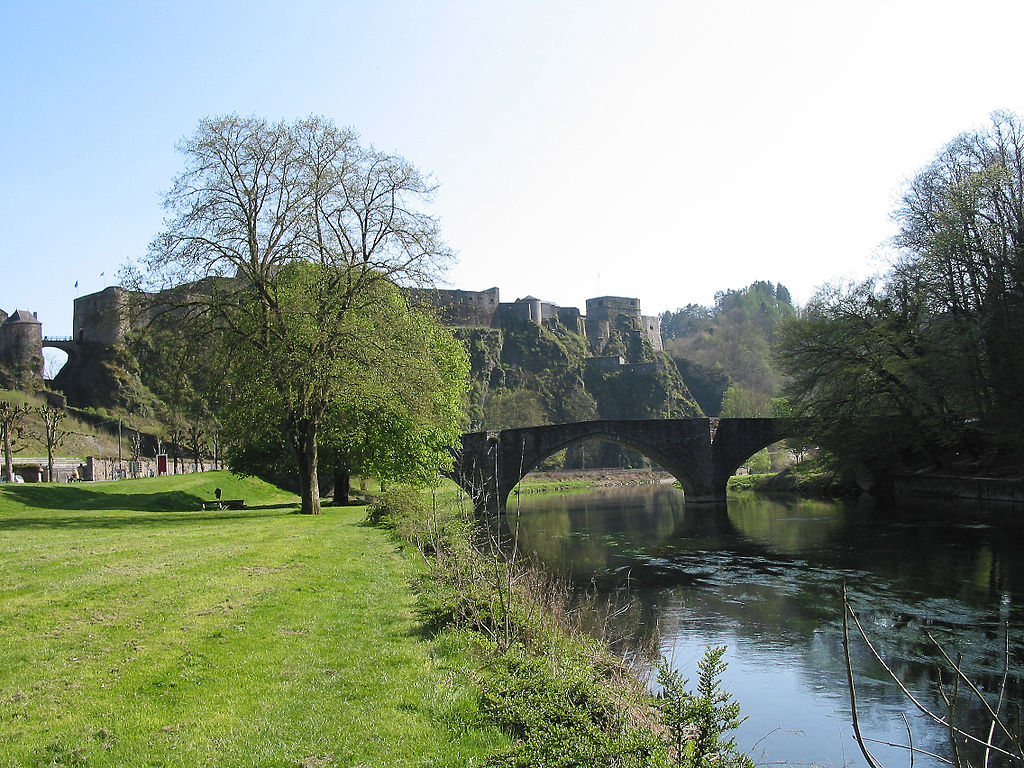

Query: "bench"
left=202, top=499, right=246, bottom=510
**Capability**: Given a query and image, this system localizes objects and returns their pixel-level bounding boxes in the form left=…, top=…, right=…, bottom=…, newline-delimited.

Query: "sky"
left=4, top=0, right=1024, bottom=340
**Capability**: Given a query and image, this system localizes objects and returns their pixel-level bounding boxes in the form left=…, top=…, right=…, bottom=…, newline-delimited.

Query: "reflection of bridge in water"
left=451, top=417, right=793, bottom=512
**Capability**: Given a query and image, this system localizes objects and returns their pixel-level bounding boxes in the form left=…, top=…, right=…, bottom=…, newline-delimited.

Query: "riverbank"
left=516, top=467, right=851, bottom=500
left=512, top=468, right=675, bottom=496
left=368, top=485, right=752, bottom=768
left=893, top=471, right=1024, bottom=504
left=0, top=472, right=505, bottom=765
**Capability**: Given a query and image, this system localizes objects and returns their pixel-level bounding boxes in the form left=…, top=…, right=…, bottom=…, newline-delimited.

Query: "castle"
left=1, top=284, right=663, bottom=390
left=410, top=287, right=663, bottom=351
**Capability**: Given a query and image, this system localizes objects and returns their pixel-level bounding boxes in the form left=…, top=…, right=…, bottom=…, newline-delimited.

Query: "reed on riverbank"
left=369, top=484, right=755, bottom=768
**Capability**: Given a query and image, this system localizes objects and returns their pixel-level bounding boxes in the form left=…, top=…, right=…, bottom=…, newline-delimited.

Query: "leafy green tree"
left=718, top=384, right=768, bottom=418
left=130, top=115, right=452, bottom=514
left=655, top=646, right=753, bottom=768
left=222, top=267, right=468, bottom=504
left=320, top=309, right=469, bottom=502
left=776, top=279, right=970, bottom=475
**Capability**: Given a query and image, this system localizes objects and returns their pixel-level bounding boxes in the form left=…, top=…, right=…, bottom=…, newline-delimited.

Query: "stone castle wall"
left=73, top=286, right=132, bottom=346
left=7, top=282, right=665, bottom=393
left=410, top=287, right=500, bottom=327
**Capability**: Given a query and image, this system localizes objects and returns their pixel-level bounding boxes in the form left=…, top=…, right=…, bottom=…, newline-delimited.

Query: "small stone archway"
left=451, top=418, right=792, bottom=513
left=40, top=340, right=75, bottom=381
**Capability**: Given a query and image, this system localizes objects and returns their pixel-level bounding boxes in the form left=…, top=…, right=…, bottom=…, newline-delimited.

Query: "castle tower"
left=0, top=309, right=44, bottom=382
left=584, top=296, right=663, bottom=353
left=73, top=286, right=130, bottom=346
left=585, top=296, right=642, bottom=351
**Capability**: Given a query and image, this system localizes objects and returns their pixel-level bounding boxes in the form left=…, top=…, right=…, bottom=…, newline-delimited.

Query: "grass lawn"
left=0, top=472, right=504, bottom=767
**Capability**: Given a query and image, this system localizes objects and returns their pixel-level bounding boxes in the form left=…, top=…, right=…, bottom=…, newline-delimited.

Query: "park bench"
left=202, top=499, right=246, bottom=510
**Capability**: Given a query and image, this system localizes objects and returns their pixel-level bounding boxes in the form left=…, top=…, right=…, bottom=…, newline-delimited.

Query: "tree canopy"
left=777, top=111, right=1024, bottom=476
left=661, top=281, right=795, bottom=415
left=131, top=116, right=461, bottom=513
left=222, top=265, right=468, bottom=503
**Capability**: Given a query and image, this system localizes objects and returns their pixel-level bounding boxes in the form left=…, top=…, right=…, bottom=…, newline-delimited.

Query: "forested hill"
left=660, top=281, right=796, bottom=417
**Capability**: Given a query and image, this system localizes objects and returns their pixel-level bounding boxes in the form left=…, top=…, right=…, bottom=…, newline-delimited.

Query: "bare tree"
left=127, top=115, right=452, bottom=513
left=37, top=405, right=71, bottom=482
left=843, top=586, right=1023, bottom=767
left=187, top=422, right=205, bottom=472
left=0, top=401, right=30, bottom=482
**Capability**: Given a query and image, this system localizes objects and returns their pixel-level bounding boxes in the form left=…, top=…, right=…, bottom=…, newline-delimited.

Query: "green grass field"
left=0, top=472, right=503, bottom=767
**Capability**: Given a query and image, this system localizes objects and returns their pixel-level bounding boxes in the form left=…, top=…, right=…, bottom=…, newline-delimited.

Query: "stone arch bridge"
left=451, top=418, right=793, bottom=512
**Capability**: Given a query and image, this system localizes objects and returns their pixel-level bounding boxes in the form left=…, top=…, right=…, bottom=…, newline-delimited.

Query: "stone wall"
left=73, top=287, right=131, bottom=346
left=894, top=474, right=1024, bottom=504
left=642, top=314, right=663, bottom=351
left=83, top=456, right=213, bottom=481
left=410, top=287, right=500, bottom=327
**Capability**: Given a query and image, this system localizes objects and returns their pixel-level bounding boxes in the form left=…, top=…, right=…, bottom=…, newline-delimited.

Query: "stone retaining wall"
left=894, top=474, right=1024, bottom=504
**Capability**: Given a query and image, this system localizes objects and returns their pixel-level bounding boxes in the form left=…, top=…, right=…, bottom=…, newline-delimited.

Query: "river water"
left=509, top=483, right=1024, bottom=767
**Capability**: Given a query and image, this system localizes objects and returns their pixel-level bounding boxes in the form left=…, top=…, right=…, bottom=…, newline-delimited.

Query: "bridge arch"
left=506, top=427, right=704, bottom=500
left=451, top=418, right=793, bottom=513
left=41, top=342, right=73, bottom=380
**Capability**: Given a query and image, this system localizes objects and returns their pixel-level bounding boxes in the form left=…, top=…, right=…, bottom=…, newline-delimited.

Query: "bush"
left=481, top=643, right=667, bottom=768
left=365, top=485, right=427, bottom=533
left=655, top=647, right=753, bottom=768
left=368, top=488, right=753, bottom=768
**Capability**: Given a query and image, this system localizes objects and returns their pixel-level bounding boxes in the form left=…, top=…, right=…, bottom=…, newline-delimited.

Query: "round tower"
left=0, top=309, right=44, bottom=380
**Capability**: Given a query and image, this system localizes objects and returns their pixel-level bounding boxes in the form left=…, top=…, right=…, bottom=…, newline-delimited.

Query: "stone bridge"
left=42, top=337, right=78, bottom=356
left=451, top=418, right=793, bottom=512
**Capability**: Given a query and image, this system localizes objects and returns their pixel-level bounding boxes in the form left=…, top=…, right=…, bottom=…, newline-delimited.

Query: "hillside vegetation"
left=456, top=316, right=701, bottom=469
left=0, top=389, right=153, bottom=460
left=661, top=280, right=795, bottom=417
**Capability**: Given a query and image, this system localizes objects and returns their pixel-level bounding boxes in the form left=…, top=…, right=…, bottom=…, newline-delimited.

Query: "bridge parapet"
left=41, top=337, right=79, bottom=355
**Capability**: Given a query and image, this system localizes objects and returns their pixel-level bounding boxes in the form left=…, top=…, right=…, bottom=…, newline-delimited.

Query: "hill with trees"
left=661, top=280, right=796, bottom=417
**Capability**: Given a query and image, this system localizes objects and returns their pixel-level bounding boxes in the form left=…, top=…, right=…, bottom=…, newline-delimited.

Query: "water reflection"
left=510, top=486, right=1024, bottom=767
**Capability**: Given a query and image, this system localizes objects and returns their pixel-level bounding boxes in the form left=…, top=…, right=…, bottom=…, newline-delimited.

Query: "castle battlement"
left=412, top=286, right=662, bottom=352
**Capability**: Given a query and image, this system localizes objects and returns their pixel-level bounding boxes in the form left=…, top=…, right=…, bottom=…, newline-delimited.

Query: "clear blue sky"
left=5, top=0, right=1024, bottom=338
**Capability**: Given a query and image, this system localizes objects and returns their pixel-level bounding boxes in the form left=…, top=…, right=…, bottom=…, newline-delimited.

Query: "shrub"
left=655, top=647, right=753, bottom=768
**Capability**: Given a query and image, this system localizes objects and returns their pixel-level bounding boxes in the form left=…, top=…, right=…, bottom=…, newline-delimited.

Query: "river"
left=509, top=483, right=1024, bottom=767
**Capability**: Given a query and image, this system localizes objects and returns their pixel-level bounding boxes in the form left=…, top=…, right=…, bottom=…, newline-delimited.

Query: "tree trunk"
left=3, top=430, right=13, bottom=483
left=290, top=417, right=321, bottom=515
left=333, top=468, right=350, bottom=506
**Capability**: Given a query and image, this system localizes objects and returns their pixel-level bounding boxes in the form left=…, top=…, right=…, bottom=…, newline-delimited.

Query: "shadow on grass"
left=0, top=511, right=272, bottom=530
left=3, top=484, right=209, bottom=512
left=0, top=486, right=301, bottom=530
